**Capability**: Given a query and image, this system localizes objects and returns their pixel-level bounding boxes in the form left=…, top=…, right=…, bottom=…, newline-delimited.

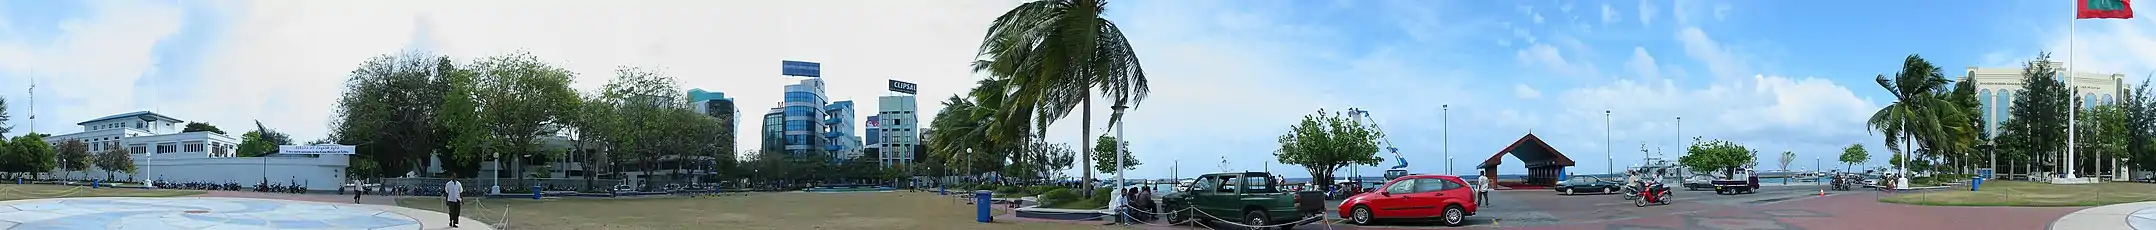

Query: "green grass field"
left=0, top=184, right=205, bottom=201
left=1880, top=180, right=2156, bottom=206
left=397, top=192, right=1117, bottom=230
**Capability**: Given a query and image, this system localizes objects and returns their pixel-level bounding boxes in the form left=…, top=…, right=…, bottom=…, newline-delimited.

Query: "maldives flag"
left=2079, top=0, right=2135, bottom=19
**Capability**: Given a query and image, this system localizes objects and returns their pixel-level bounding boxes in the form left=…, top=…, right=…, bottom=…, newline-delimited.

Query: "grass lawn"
left=397, top=192, right=1117, bottom=230
left=1880, top=180, right=2156, bottom=206
left=0, top=184, right=206, bottom=201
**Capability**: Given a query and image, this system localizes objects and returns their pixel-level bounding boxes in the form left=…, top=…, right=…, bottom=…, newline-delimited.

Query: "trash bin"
left=975, top=190, right=994, bottom=223
left=533, top=186, right=544, bottom=200
left=1971, top=176, right=1984, bottom=191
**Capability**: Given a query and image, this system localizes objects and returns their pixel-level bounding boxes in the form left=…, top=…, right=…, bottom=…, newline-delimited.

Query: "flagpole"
left=2066, top=1, right=2080, bottom=180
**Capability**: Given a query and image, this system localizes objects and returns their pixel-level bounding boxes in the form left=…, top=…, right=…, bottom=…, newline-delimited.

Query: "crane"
left=1347, top=108, right=1410, bottom=181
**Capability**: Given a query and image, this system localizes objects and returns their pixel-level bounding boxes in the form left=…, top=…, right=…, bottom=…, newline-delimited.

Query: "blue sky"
left=4, top=0, right=2156, bottom=179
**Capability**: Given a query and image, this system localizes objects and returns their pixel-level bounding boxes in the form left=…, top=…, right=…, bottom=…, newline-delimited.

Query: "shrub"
left=995, top=185, right=1026, bottom=195
left=1038, top=188, right=1078, bottom=205
left=1027, top=185, right=1062, bottom=196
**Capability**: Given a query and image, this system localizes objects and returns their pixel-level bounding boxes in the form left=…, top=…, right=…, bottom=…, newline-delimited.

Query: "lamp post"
left=1111, top=104, right=1130, bottom=226
left=136, top=115, right=158, bottom=188
left=1444, top=104, right=1451, bottom=175
left=1606, top=110, right=1612, bottom=175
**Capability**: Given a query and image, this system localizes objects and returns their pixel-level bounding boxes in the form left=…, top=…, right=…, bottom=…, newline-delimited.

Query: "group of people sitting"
left=1119, top=186, right=1160, bottom=221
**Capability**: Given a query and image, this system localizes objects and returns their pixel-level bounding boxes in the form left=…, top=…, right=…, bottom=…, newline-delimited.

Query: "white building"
left=44, top=111, right=350, bottom=191
left=875, top=95, right=920, bottom=166
left=1963, top=62, right=2128, bottom=137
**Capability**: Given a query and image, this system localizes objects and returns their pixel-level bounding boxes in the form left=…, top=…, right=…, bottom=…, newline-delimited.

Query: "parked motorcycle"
left=1633, top=181, right=1672, bottom=207
left=1621, top=181, right=1669, bottom=201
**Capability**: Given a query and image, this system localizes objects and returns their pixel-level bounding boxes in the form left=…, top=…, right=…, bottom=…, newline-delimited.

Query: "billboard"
left=280, top=145, right=356, bottom=155
left=888, top=80, right=918, bottom=94
left=782, top=61, right=821, bottom=77
left=866, top=115, right=881, bottom=128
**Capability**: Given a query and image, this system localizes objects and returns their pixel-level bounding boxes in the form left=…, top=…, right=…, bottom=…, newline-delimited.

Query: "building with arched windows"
left=1963, top=62, right=2126, bottom=138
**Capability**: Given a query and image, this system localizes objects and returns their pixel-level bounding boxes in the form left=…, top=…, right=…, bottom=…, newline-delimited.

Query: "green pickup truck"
left=1160, top=172, right=1326, bottom=230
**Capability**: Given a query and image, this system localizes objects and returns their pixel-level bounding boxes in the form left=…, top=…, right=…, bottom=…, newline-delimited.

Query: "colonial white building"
left=44, top=111, right=351, bottom=191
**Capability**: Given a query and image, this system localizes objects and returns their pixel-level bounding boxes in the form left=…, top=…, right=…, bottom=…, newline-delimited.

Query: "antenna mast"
left=25, top=77, right=33, bottom=133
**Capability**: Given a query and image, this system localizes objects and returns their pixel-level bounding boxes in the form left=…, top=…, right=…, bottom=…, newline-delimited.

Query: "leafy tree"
left=2078, top=105, right=2129, bottom=176
left=2126, top=79, right=2156, bottom=170
left=2002, top=53, right=2071, bottom=174
left=1274, top=109, right=1384, bottom=186
left=974, top=0, right=1154, bottom=195
left=332, top=52, right=451, bottom=178
left=54, top=139, right=91, bottom=179
left=237, top=131, right=273, bottom=157
left=1091, top=135, right=1140, bottom=174
left=600, top=66, right=688, bottom=190
left=6, top=134, right=54, bottom=179
left=93, top=147, right=134, bottom=181
left=1868, top=54, right=1951, bottom=179
left=1779, top=151, right=1796, bottom=171
left=1678, top=137, right=1754, bottom=178
left=470, top=51, right=581, bottom=180
left=182, top=122, right=226, bottom=134
left=434, top=58, right=487, bottom=178
left=563, top=94, right=620, bottom=189
left=1839, top=144, right=1870, bottom=172
left=0, top=97, right=10, bottom=135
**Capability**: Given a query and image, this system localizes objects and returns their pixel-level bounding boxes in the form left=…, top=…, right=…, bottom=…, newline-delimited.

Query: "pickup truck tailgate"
left=1293, top=191, right=1326, bottom=216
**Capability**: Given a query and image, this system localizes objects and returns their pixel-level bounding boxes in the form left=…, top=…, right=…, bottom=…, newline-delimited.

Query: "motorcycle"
left=1830, top=175, right=1853, bottom=191
left=1621, top=181, right=1669, bottom=201
left=1633, top=181, right=1672, bottom=207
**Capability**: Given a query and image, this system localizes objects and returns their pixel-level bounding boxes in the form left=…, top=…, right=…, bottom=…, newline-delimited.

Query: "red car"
left=1336, top=174, right=1478, bottom=226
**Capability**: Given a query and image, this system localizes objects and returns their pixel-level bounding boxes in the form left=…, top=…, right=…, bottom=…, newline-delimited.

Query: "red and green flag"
left=2079, top=0, right=2135, bottom=19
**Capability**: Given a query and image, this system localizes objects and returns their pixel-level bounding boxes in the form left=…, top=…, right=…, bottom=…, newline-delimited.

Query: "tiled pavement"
left=0, top=196, right=491, bottom=230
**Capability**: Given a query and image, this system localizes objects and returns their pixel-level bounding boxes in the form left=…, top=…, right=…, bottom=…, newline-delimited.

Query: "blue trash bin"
left=533, top=186, right=544, bottom=200
left=975, top=190, right=993, bottom=223
left=1971, top=176, right=1984, bottom=191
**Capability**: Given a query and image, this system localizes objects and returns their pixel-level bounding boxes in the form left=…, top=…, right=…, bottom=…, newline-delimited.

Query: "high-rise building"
left=780, top=78, right=830, bottom=156
left=1963, top=62, right=2127, bottom=139
left=761, top=108, right=785, bottom=154
left=687, top=89, right=738, bottom=155
left=875, top=95, right=921, bottom=167
left=865, top=115, right=882, bottom=145
left=826, top=100, right=864, bottom=159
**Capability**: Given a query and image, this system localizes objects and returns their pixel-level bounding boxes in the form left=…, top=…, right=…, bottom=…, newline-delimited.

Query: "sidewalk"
left=2051, top=201, right=2156, bottom=230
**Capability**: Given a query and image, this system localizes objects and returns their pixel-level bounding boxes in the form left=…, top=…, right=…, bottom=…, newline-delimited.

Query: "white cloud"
left=1638, top=0, right=1657, bottom=26
left=1601, top=4, right=1620, bottom=25
left=2036, top=19, right=2156, bottom=84
left=1516, top=42, right=1599, bottom=78
left=1553, top=75, right=1880, bottom=167
left=1559, top=3, right=1575, bottom=14
left=1676, top=27, right=1749, bottom=80
left=1532, top=13, right=1545, bottom=25
left=1626, top=46, right=1663, bottom=80
left=0, top=1, right=187, bottom=137
left=1514, top=84, right=1542, bottom=99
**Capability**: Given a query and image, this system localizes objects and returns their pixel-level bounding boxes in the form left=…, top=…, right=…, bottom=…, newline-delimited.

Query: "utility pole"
left=1444, top=104, right=1451, bottom=175
left=1606, top=110, right=1612, bottom=175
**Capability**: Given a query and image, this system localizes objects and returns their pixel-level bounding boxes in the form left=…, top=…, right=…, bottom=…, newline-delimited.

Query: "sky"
left=5, top=0, right=2156, bottom=179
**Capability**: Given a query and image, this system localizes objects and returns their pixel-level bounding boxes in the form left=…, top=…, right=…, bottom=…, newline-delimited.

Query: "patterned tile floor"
left=0, top=197, right=485, bottom=230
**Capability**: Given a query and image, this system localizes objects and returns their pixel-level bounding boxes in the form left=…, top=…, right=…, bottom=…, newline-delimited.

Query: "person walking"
left=444, top=176, right=464, bottom=228
left=352, top=180, right=364, bottom=204
left=1477, top=176, right=1493, bottom=207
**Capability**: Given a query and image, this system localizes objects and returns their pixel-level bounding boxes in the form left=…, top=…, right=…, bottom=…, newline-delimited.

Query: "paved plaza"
left=0, top=197, right=487, bottom=230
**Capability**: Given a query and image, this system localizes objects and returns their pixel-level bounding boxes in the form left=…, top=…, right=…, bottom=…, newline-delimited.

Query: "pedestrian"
left=352, top=181, right=363, bottom=204
left=444, top=176, right=465, bottom=228
left=1477, top=176, right=1493, bottom=207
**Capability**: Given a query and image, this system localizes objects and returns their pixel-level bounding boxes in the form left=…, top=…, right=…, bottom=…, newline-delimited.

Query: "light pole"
left=1112, top=104, right=1130, bottom=225
left=1606, top=110, right=1612, bottom=175
left=136, top=115, right=157, bottom=188
left=1444, top=104, right=1451, bottom=175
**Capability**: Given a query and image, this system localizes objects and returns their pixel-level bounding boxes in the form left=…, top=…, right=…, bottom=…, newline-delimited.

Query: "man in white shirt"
left=444, top=176, right=464, bottom=228
left=1476, top=177, right=1493, bottom=207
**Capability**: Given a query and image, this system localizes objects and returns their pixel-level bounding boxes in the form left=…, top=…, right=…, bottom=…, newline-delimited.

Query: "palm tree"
left=1869, top=54, right=1950, bottom=185
left=974, top=0, right=1152, bottom=196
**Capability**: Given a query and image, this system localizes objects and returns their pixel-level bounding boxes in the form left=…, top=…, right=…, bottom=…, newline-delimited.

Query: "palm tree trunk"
left=1079, top=91, right=1093, bottom=196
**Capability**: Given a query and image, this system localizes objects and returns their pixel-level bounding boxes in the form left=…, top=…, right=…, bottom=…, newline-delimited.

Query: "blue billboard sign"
left=782, top=61, right=821, bottom=77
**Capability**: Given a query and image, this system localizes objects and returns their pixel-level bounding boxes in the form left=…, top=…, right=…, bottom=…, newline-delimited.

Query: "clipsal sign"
left=280, top=145, right=356, bottom=155
left=889, top=80, right=918, bottom=94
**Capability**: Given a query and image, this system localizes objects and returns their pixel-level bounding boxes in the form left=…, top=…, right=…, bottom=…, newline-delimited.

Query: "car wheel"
left=1245, top=210, right=1272, bottom=230
left=1350, top=206, right=1374, bottom=225
left=1440, top=205, right=1466, bottom=226
left=1564, top=188, right=1574, bottom=195
left=1166, top=208, right=1188, bottom=225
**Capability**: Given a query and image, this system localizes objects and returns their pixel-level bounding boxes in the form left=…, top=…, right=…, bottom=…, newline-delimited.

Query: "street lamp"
left=136, top=114, right=158, bottom=188
left=1111, top=104, right=1130, bottom=226
left=1444, top=104, right=1450, bottom=175
left=1606, top=110, right=1612, bottom=175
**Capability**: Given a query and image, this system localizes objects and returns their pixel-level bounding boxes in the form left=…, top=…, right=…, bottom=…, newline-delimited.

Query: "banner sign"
left=781, top=61, right=821, bottom=77
left=280, top=145, right=356, bottom=155
left=889, top=80, right=918, bottom=94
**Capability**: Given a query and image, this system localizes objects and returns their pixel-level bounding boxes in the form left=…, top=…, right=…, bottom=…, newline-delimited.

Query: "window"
left=1413, top=178, right=1448, bottom=192
left=1240, top=175, right=1278, bottom=193
left=184, top=141, right=205, bottom=153
left=156, top=143, right=177, bottom=153
left=1212, top=176, right=1237, bottom=193
left=1384, top=179, right=1416, bottom=194
left=130, top=145, right=147, bottom=154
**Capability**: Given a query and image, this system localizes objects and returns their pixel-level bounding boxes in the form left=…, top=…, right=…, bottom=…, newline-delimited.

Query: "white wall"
left=49, top=155, right=351, bottom=191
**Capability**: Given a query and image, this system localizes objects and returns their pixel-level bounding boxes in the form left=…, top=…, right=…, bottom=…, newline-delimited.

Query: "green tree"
left=54, top=139, right=91, bottom=179
left=93, top=147, right=134, bottom=181
left=974, top=0, right=1154, bottom=195
left=563, top=94, right=621, bottom=189
left=600, top=66, right=685, bottom=190
left=2079, top=105, right=2129, bottom=176
left=1839, top=144, right=1870, bottom=172
left=332, top=52, right=450, bottom=178
left=1868, top=54, right=1951, bottom=180
left=182, top=122, right=226, bottom=134
left=2126, top=79, right=2156, bottom=170
left=1678, top=137, right=1754, bottom=178
left=1091, top=135, right=1140, bottom=174
left=1779, top=151, right=1796, bottom=171
left=470, top=51, right=582, bottom=180
left=7, top=134, right=55, bottom=179
left=237, top=131, right=272, bottom=157
left=2002, top=53, right=2071, bottom=174
left=0, top=97, right=11, bottom=135
left=1273, top=109, right=1384, bottom=186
